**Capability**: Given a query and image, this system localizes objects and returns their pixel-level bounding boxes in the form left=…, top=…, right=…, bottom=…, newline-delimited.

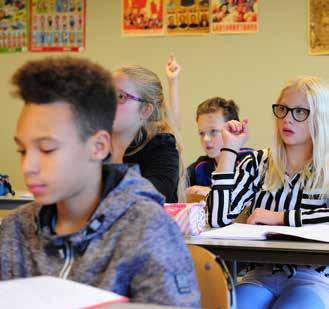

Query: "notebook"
left=0, top=276, right=128, bottom=309
left=196, top=223, right=329, bottom=242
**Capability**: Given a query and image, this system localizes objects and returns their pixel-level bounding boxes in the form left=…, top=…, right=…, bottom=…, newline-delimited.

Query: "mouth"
left=282, top=128, right=294, bottom=135
left=27, top=184, right=47, bottom=195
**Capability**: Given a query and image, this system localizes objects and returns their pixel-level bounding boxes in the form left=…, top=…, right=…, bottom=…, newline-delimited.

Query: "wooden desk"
left=186, top=237, right=329, bottom=266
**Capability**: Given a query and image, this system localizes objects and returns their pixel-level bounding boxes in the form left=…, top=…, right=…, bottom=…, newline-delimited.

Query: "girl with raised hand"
left=111, top=65, right=182, bottom=203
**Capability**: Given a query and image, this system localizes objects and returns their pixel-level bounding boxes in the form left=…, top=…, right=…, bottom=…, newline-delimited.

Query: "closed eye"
left=16, top=149, right=26, bottom=156
left=40, top=148, right=57, bottom=154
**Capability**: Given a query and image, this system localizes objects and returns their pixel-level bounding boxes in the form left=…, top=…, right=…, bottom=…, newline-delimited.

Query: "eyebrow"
left=14, top=136, right=60, bottom=145
left=278, top=103, right=309, bottom=109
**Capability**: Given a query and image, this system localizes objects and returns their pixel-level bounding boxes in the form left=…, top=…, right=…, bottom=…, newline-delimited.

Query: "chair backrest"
left=186, top=192, right=207, bottom=203
left=188, top=244, right=236, bottom=309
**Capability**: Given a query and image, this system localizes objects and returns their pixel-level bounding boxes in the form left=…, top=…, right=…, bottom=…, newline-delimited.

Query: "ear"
left=89, top=130, right=112, bottom=161
left=140, top=103, right=154, bottom=121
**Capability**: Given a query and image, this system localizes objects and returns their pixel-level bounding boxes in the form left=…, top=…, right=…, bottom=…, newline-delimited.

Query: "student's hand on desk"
left=247, top=208, right=284, bottom=225
left=221, top=119, right=249, bottom=151
left=186, top=185, right=210, bottom=197
left=166, top=54, right=181, bottom=81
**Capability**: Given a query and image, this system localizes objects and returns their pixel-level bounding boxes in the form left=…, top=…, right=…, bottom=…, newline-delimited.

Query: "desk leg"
left=226, top=260, right=237, bottom=285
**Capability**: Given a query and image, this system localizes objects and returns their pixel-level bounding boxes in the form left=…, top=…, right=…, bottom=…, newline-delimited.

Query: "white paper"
left=0, top=276, right=127, bottom=309
left=196, top=223, right=329, bottom=243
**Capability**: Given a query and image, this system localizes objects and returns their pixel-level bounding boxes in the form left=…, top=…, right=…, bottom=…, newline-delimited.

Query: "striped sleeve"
left=207, top=151, right=263, bottom=228
left=284, top=196, right=329, bottom=226
left=284, top=208, right=329, bottom=226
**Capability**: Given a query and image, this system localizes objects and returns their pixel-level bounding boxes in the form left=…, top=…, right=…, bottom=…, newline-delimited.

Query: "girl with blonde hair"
left=208, top=76, right=329, bottom=308
left=111, top=65, right=183, bottom=203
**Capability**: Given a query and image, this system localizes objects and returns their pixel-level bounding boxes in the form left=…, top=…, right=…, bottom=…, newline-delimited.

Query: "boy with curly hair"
left=0, top=57, right=200, bottom=307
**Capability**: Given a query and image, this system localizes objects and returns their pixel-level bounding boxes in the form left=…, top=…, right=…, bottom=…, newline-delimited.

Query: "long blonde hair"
left=265, top=76, right=329, bottom=196
left=114, top=65, right=187, bottom=201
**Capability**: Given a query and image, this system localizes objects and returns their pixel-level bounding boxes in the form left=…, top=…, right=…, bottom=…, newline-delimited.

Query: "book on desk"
left=195, top=223, right=329, bottom=243
left=0, top=276, right=128, bottom=308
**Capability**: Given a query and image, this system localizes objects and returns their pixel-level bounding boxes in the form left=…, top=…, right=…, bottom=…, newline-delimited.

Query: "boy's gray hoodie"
left=0, top=164, right=200, bottom=307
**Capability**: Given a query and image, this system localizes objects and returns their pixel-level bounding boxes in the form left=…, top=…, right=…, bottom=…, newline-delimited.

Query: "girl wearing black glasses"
left=207, top=76, right=329, bottom=308
left=110, top=65, right=183, bottom=203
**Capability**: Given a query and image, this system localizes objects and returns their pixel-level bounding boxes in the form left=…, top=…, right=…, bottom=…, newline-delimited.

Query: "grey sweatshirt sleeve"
left=128, top=207, right=200, bottom=307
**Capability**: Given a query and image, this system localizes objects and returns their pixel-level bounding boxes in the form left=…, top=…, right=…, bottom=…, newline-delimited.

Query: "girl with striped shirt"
left=208, top=76, right=329, bottom=308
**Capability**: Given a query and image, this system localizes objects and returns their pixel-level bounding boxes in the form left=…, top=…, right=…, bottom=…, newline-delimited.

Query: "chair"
left=188, top=244, right=236, bottom=309
left=186, top=192, right=207, bottom=203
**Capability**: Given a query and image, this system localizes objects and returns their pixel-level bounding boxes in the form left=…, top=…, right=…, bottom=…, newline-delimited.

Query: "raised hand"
left=221, top=119, right=249, bottom=151
left=166, top=54, right=181, bottom=81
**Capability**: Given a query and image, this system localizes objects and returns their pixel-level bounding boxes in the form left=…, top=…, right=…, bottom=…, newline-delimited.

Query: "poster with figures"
left=0, top=0, right=28, bottom=53
left=166, top=0, right=210, bottom=35
left=308, top=0, right=329, bottom=55
left=122, top=0, right=164, bottom=36
left=211, top=0, right=258, bottom=34
left=29, top=0, right=86, bottom=52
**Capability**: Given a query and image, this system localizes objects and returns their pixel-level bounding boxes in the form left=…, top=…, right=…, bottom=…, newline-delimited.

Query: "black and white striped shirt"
left=208, top=149, right=329, bottom=228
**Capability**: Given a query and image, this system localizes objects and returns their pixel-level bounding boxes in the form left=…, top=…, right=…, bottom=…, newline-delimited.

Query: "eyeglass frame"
left=116, top=88, right=147, bottom=104
left=272, top=104, right=311, bottom=122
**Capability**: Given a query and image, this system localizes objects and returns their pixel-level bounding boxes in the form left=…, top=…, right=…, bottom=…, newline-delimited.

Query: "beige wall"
left=1, top=0, right=329, bottom=190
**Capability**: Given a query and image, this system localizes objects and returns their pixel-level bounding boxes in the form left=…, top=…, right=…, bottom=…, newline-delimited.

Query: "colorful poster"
left=211, top=0, right=258, bottom=34
left=308, top=0, right=329, bottom=55
left=0, top=0, right=28, bottom=53
left=122, top=0, right=164, bottom=36
left=166, top=0, right=210, bottom=35
left=29, top=0, right=86, bottom=52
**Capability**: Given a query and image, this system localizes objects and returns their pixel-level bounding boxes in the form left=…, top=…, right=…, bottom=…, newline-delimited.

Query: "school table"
left=104, top=304, right=185, bottom=308
left=0, top=192, right=33, bottom=218
left=185, top=236, right=329, bottom=282
left=185, top=236, right=329, bottom=265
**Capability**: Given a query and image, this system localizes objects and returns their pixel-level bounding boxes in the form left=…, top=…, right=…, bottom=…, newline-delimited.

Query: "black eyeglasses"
left=272, top=104, right=310, bottom=122
left=116, top=88, right=146, bottom=104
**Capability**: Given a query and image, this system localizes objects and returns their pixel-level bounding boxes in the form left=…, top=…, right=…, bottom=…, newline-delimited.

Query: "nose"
left=203, top=133, right=211, bottom=143
left=21, top=151, right=40, bottom=177
left=283, top=110, right=294, bottom=123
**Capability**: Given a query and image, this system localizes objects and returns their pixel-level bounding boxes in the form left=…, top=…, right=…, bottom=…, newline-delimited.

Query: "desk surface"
left=0, top=191, right=33, bottom=210
left=104, top=303, right=184, bottom=309
left=186, top=236, right=329, bottom=265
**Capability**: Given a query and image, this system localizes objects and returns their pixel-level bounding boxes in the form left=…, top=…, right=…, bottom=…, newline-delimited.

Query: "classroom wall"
left=1, top=0, right=329, bottom=190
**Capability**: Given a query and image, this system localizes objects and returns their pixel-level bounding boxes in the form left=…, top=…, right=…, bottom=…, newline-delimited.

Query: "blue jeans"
left=236, top=266, right=329, bottom=309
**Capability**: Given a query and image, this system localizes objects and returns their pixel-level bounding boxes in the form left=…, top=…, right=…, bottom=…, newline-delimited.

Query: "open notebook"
left=196, top=223, right=329, bottom=243
left=0, top=276, right=128, bottom=308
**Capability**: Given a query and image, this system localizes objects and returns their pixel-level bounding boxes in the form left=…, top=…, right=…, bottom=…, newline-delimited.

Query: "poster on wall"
left=29, top=0, right=86, bottom=52
left=166, top=0, right=210, bottom=35
left=308, top=0, right=329, bottom=55
left=0, top=0, right=28, bottom=53
left=122, top=0, right=164, bottom=36
left=211, top=0, right=258, bottom=34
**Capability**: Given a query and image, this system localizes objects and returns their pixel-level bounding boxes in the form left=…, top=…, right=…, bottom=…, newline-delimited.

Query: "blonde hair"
left=265, top=76, right=329, bottom=197
left=114, top=65, right=187, bottom=201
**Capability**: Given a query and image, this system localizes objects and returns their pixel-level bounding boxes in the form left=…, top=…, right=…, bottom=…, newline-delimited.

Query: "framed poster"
left=211, top=0, right=258, bottom=34
left=0, top=0, right=28, bottom=53
left=309, top=0, right=329, bottom=55
left=166, top=0, right=210, bottom=36
left=122, top=0, right=164, bottom=36
left=29, top=0, right=86, bottom=52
